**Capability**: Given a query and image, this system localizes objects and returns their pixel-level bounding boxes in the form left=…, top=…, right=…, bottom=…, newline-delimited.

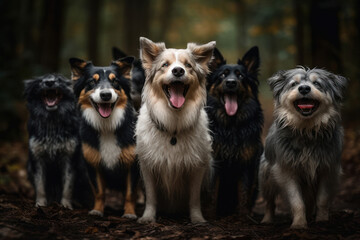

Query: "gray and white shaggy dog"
left=259, top=67, right=347, bottom=228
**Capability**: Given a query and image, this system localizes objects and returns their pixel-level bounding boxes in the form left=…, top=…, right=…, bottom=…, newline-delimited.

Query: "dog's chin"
left=91, top=99, right=117, bottom=118
left=43, top=89, right=62, bottom=112
left=162, top=81, right=190, bottom=110
left=293, top=98, right=320, bottom=117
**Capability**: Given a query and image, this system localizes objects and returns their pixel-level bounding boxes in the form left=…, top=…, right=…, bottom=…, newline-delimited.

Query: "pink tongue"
left=98, top=103, right=112, bottom=118
left=298, top=104, right=314, bottom=109
left=169, top=84, right=185, bottom=108
left=46, top=98, right=57, bottom=106
left=224, top=94, right=238, bottom=116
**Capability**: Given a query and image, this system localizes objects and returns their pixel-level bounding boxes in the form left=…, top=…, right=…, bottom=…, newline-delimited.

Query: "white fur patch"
left=29, top=137, right=77, bottom=159
left=90, top=88, right=118, bottom=104
left=99, top=132, right=121, bottom=169
left=82, top=107, right=125, bottom=132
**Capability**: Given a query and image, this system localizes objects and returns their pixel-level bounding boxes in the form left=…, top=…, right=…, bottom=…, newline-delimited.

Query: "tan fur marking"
left=241, top=146, right=255, bottom=162
left=123, top=172, right=137, bottom=215
left=309, top=73, right=318, bottom=82
left=109, top=73, right=116, bottom=81
left=293, top=74, right=302, bottom=82
left=93, top=74, right=100, bottom=82
left=114, top=89, right=128, bottom=109
left=120, top=145, right=135, bottom=166
left=82, top=143, right=101, bottom=167
left=78, top=89, right=93, bottom=110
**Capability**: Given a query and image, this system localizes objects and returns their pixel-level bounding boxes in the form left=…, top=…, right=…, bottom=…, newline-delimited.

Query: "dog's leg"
left=189, top=167, right=206, bottom=223
left=138, top=166, right=157, bottom=223
left=60, top=159, right=73, bottom=209
left=283, top=178, right=307, bottom=228
left=34, top=161, right=47, bottom=207
left=316, top=170, right=339, bottom=222
left=261, top=197, right=275, bottom=224
left=122, top=171, right=137, bottom=219
left=88, top=168, right=106, bottom=216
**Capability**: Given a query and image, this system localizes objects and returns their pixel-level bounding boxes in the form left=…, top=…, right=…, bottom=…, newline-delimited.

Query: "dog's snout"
left=172, top=67, right=185, bottom=78
left=100, top=90, right=112, bottom=101
left=225, top=79, right=237, bottom=88
left=298, top=85, right=311, bottom=95
left=44, top=80, right=55, bottom=87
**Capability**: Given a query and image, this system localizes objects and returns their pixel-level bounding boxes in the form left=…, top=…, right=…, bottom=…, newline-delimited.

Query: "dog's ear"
left=239, top=46, right=260, bottom=76
left=326, top=71, right=348, bottom=102
left=112, top=47, right=127, bottom=60
left=139, top=37, right=166, bottom=71
left=209, top=47, right=226, bottom=72
left=69, top=58, right=89, bottom=81
left=112, top=56, right=134, bottom=78
left=187, top=41, right=216, bottom=74
left=268, top=70, right=286, bottom=99
left=23, top=78, right=40, bottom=99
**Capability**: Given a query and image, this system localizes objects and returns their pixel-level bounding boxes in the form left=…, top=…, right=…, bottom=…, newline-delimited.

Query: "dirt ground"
left=1, top=129, right=360, bottom=239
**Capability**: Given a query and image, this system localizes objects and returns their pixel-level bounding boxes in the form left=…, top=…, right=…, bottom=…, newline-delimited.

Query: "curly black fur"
left=206, top=47, right=264, bottom=215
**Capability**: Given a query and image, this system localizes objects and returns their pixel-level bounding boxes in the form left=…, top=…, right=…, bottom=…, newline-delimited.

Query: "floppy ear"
left=139, top=37, right=166, bottom=71
left=327, top=71, right=348, bottom=102
left=23, top=78, right=40, bottom=99
left=209, top=47, right=226, bottom=72
left=112, top=47, right=127, bottom=60
left=187, top=41, right=216, bottom=74
left=112, top=56, right=134, bottom=78
left=69, top=58, right=89, bottom=81
left=268, top=70, right=286, bottom=99
left=238, top=46, right=260, bottom=76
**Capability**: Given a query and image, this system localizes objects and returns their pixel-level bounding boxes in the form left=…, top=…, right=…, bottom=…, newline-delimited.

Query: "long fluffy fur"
left=136, top=37, right=215, bottom=223
left=259, top=67, right=347, bottom=228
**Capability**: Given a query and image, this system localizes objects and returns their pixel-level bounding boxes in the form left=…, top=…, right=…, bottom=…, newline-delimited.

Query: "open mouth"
left=91, top=99, right=116, bottom=118
left=163, top=81, right=189, bottom=109
left=221, top=93, right=238, bottom=116
left=43, top=89, right=62, bottom=110
left=294, top=98, right=319, bottom=116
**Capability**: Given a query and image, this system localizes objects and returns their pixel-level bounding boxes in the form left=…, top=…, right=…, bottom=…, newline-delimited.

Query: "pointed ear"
left=187, top=41, right=216, bottom=74
left=209, top=47, right=226, bottom=72
left=69, top=58, right=89, bottom=81
left=112, top=47, right=127, bottom=60
left=139, top=37, right=166, bottom=71
left=112, top=56, right=134, bottom=78
left=239, top=46, right=260, bottom=75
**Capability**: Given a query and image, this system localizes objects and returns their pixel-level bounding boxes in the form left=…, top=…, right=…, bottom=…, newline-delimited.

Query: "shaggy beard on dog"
left=136, top=37, right=215, bottom=224
left=259, top=67, right=347, bottom=228
left=24, top=74, right=85, bottom=209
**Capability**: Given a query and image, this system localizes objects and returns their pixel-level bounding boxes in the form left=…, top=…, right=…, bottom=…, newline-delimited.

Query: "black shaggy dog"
left=112, top=47, right=146, bottom=112
left=206, top=47, right=264, bottom=216
left=24, top=74, right=87, bottom=209
left=69, top=57, right=139, bottom=218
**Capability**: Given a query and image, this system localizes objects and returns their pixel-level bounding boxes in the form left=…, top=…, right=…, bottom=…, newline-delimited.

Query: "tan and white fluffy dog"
left=136, top=37, right=215, bottom=224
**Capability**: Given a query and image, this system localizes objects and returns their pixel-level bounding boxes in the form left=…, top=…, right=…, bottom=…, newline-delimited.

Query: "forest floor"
left=0, top=129, right=360, bottom=239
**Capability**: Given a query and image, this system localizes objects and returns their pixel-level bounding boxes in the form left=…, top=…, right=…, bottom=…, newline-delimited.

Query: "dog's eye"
left=88, top=79, right=95, bottom=86
left=185, top=63, right=192, bottom=68
left=313, top=81, right=321, bottom=87
left=162, top=63, right=169, bottom=68
left=220, top=73, right=226, bottom=78
left=291, top=82, right=298, bottom=87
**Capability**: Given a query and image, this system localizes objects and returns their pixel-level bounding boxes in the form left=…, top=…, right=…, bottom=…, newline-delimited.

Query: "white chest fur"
left=99, top=132, right=121, bottom=169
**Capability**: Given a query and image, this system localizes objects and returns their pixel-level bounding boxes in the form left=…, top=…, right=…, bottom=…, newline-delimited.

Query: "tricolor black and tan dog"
left=206, top=47, right=264, bottom=216
left=69, top=57, right=139, bottom=218
left=136, top=37, right=215, bottom=224
left=24, top=74, right=82, bottom=209
left=259, top=67, right=347, bottom=228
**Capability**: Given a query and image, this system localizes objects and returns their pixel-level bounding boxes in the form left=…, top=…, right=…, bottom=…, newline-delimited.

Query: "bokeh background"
left=1, top=0, right=360, bottom=198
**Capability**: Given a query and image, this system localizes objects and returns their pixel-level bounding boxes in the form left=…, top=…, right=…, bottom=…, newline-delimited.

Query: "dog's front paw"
left=315, top=211, right=329, bottom=222
left=261, top=214, right=273, bottom=224
left=137, top=216, right=156, bottom=224
left=88, top=209, right=104, bottom=217
left=35, top=198, right=47, bottom=207
left=122, top=213, right=137, bottom=219
left=290, top=221, right=307, bottom=229
left=191, top=216, right=207, bottom=224
left=60, top=199, right=73, bottom=210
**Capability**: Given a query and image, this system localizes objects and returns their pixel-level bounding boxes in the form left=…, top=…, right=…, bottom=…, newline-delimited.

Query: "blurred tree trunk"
left=38, top=0, right=66, bottom=72
left=294, top=0, right=305, bottom=65
left=123, top=0, right=150, bottom=56
left=157, top=0, right=175, bottom=42
left=235, top=0, right=247, bottom=56
left=87, top=0, right=102, bottom=65
left=309, top=0, right=341, bottom=72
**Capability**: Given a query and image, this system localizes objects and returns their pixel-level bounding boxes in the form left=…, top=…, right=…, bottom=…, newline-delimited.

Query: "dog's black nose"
left=100, top=91, right=112, bottom=101
left=225, top=79, right=237, bottom=88
left=298, top=85, right=311, bottom=95
left=44, top=80, right=55, bottom=87
left=172, top=67, right=185, bottom=77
